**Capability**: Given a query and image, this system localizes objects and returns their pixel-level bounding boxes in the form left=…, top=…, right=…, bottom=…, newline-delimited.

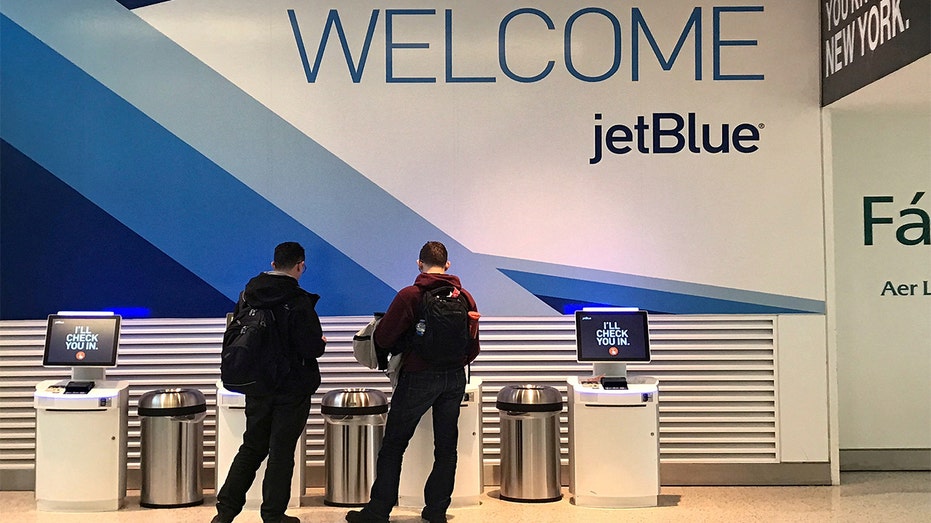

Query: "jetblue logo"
left=590, top=112, right=762, bottom=163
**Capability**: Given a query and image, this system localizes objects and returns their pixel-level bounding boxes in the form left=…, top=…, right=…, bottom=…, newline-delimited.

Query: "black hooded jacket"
left=236, top=271, right=326, bottom=395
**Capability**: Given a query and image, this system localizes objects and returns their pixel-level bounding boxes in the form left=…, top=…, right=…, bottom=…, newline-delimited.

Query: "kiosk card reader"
left=599, top=377, right=628, bottom=390
left=64, top=380, right=96, bottom=394
left=568, top=308, right=659, bottom=508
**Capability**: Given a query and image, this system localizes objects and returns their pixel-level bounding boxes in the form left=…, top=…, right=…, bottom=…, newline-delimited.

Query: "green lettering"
left=881, top=280, right=897, bottom=296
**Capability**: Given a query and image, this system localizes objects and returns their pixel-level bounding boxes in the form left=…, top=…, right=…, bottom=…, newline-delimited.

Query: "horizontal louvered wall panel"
left=0, top=314, right=777, bottom=474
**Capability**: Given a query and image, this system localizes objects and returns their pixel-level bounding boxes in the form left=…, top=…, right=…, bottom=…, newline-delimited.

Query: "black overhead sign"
left=821, top=0, right=930, bottom=106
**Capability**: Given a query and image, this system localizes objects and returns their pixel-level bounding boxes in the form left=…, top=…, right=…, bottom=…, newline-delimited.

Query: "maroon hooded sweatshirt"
left=373, top=272, right=480, bottom=372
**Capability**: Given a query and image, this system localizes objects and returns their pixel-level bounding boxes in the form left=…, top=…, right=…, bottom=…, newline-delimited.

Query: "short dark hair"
left=418, top=241, right=448, bottom=267
left=274, top=242, right=305, bottom=270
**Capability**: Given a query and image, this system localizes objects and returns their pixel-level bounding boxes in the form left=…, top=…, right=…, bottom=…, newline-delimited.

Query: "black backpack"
left=221, top=298, right=291, bottom=395
left=409, top=286, right=471, bottom=367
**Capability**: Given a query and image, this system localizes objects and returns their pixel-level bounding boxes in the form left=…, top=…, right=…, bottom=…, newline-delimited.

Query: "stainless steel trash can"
left=321, top=388, right=389, bottom=507
left=496, top=384, right=563, bottom=502
left=138, top=388, right=207, bottom=508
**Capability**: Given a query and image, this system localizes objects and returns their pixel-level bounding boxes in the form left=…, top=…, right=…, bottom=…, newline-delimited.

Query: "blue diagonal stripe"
left=0, top=13, right=397, bottom=315
left=0, top=0, right=555, bottom=316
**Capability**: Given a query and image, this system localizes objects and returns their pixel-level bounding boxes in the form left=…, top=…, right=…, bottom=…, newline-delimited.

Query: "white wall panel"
left=831, top=108, right=931, bottom=452
left=775, top=315, right=830, bottom=462
left=0, top=314, right=818, bottom=487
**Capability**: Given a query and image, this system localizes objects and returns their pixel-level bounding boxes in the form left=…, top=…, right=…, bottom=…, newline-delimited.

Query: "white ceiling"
left=827, top=54, right=931, bottom=111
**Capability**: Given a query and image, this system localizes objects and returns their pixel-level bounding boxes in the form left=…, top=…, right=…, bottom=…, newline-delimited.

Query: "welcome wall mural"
left=0, top=0, right=826, bottom=318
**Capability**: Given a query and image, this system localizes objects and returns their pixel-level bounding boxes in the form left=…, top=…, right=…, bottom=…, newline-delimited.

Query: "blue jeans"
left=216, top=393, right=312, bottom=523
left=364, top=367, right=467, bottom=519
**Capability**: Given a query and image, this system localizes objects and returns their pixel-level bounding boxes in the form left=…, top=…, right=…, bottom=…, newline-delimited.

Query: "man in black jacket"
left=212, top=242, right=327, bottom=523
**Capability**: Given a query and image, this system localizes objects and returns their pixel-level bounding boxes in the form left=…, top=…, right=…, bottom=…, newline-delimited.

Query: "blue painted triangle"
left=500, top=268, right=823, bottom=314
left=1, top=139, right=235, bottom=318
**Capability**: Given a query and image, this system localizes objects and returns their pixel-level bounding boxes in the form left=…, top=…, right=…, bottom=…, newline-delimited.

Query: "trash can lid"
left=138, top=388, right=207, bottom=417
left=496, top=384, right=563, bottom=412
left=321, top=388, right=389, bottom=415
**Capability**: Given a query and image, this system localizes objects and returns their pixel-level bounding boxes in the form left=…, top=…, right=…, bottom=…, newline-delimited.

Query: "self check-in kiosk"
left=567, top=308, right=659, bottom=508
left=34, top=313, right=129, bottom=511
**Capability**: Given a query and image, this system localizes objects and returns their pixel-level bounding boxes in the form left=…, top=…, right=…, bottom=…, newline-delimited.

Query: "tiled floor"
left=4, top=472, right=930, bottom=523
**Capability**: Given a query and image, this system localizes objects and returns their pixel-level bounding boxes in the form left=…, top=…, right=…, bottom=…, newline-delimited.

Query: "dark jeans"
left=216, top=392, right=312, bottom=523
left=364, top=367, right=467, bottom=519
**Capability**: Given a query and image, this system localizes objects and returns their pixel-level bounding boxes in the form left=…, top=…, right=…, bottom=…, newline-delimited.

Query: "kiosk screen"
left=43, top=314, right=121, bottom=367
left=575, top=310, right=650, bottom=363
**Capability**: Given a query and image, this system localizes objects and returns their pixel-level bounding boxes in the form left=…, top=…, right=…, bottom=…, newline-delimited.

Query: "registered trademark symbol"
left=758, top=123, right=765, bottom=129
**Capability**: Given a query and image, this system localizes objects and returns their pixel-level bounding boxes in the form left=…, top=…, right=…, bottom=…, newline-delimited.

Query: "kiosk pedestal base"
left=34, top=380, right=129, bottom=512
left=215, top=384, right=304, bottom=509
left=398, top=379, right=483, bottom=508
left=567, top=376, right=659, bottom=508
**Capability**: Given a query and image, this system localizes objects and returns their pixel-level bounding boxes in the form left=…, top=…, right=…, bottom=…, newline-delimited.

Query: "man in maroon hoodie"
left=347, top=241, right=480, bottom=523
